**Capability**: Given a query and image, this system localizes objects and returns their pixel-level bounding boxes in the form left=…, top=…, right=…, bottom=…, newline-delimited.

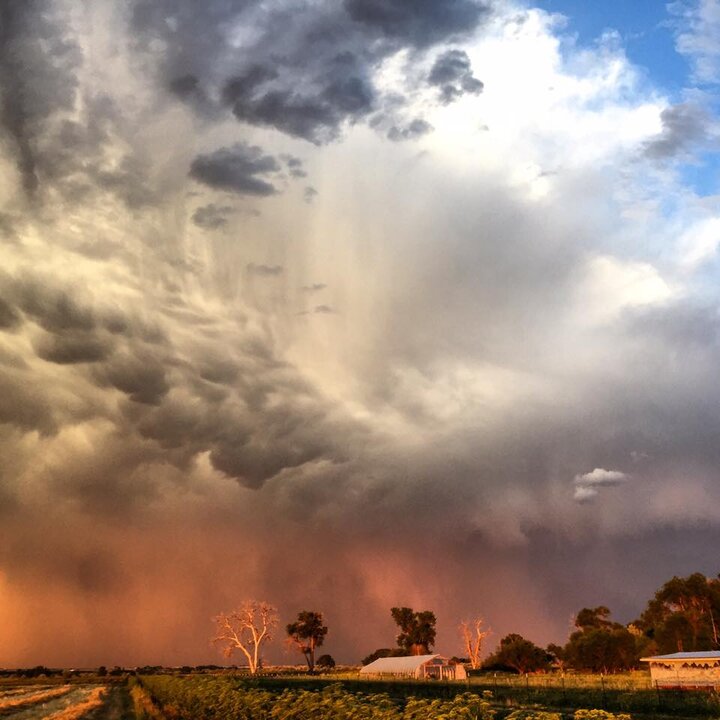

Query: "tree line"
left=214, top=572, right=720, bottom=673
left=484, top=572, right=720, bottom=673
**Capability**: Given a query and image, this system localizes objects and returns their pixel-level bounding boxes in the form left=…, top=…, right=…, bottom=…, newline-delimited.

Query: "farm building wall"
left=647, top=661, right=720, bottom=688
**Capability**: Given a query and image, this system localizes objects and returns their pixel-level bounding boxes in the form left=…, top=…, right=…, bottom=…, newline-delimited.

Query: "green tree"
left=575, top=606, right=613, bottom=630
left=563, top=607, right=639, bottom=672
left=316, top=654, right=335, bottom=669
left=635, top=573, right=720, bottom=653
left=390, top=606, right=437, bottom=655
left=286, top=610, right=328, bottom=673
left=484, top=633, right=551, bottom=673
left=361, top=647, right=404, bottom=665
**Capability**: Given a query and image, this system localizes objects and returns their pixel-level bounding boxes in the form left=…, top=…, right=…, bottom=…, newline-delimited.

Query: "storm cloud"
left=428, top=49, right=484, bottom=104
left=1, top=0, right=720, bottom=670
left=190, top=144, right=281, bottom=196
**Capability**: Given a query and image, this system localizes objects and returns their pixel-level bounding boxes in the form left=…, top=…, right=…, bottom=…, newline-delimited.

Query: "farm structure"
left=359, top=654, right=467, bottom=680
left=641, top=651, right=720, bottom=688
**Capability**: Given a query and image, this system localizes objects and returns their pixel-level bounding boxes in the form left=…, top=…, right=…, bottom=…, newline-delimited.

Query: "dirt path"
left=84, top=686, right=133, bottom=720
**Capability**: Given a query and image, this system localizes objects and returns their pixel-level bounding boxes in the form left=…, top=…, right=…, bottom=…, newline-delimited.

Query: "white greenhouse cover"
left=360, top=654, right=441, bottom=674
left=641, top=651, right=720, bottom=662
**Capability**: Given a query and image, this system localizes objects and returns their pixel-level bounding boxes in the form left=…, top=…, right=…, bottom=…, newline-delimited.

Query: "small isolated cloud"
left=246, top=263, right=283, bottom=276
left=189, top=143, right=281, bottom=196
left=573, top=468, right=629, bottom=503
left=192, top=203, right=234, bottom=230
left=428, top=48, right=484, bottom=104
left=387, top=118, right=433, bottom=141
left=314, top=305, right=334, bottom=314
left=304, top=186, right=318, bottom=203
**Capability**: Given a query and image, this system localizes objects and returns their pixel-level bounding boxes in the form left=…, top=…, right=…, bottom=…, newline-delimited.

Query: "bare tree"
left=212, top=601, right=278, bottom=674
left=459, top=617, right=492, bottom=670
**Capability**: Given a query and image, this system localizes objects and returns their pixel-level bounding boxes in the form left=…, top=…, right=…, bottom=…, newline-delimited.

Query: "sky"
left=1, top=0, right=720, bottom=669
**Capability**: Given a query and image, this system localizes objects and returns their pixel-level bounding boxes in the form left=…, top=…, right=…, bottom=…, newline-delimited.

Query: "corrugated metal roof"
left=359, top=654, right=440, bottom=673
left=641, top=651, right=720, bottom=661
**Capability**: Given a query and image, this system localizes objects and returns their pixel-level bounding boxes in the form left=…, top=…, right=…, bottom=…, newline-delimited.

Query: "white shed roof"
left=360, top=654, right=441, bottom=674
left=641, top=651, right=720, bottom=662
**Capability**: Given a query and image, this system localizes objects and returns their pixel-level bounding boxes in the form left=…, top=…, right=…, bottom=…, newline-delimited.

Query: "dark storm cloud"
left=428, top=49, right=484, bottom=104
left=9, top=275, right=95, bottom=333
left=131, top=0, right=496, bottom=145
left=97, top=354, right=170, bottom=406
left=0, top=0, right=81, bottom=197
left=643, top=102, right=710, bottom=159
left=6, top=0, right=720, bottom=672
left=34, top=331, right=112, bottom=365
left=222, top=63, right=375, bottom=144
left=192, top=203, right=234, bottom=230
left=0, top=1, right=155, bottom=211
left=345, top=0, right=490, bottom=47
left=190, top=144, right=281, bottom=196
left=0, top=373, right=57, bottom=434
left=0, top=297, right=21, bottom=329
left=387, top=118, right=433, bottom=141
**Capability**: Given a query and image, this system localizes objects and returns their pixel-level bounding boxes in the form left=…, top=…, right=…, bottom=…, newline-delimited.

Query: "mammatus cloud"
left=573, top=469, right=629, bottom=503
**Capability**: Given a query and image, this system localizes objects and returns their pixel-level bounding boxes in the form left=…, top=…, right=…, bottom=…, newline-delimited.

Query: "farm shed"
left=641, top=651, right=720, bottom=688
left=359, top=654, right=467, bottom=680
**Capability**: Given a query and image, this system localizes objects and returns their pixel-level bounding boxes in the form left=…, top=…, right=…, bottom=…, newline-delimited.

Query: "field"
left=1, top=672, right=719, bottom=720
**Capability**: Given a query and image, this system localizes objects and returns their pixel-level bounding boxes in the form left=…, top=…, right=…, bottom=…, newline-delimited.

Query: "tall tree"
left=484, top=633, right=550, bottom=673
left=563, top=606, right=640, bottom=672
left=286, top=610, right=328, bottom=673
left=212, top=601, right=278, bottom=675
left=459, top=617, right=492, bottom=670
left=391, top=607, right=437, bottom=655
left=636, top=573, right=720, bottom=653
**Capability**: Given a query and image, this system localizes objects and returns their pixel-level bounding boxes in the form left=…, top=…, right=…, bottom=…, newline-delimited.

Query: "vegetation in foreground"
left=136, top=673, right=720, bottom=720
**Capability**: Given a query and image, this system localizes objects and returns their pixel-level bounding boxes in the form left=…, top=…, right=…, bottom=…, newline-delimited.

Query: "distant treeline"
left=364, top=572, right=720, bottom=673
left=483, top=572, right=720, bottom=673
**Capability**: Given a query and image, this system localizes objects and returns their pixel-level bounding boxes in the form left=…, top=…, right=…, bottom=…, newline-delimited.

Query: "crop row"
left=138, top=675, right=634, bottom=720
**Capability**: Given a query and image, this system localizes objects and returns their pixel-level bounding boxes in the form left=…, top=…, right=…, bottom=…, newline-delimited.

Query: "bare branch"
left=459, top=616, right=492, bottom=670
left=212, top=600, right=278, bottom=674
